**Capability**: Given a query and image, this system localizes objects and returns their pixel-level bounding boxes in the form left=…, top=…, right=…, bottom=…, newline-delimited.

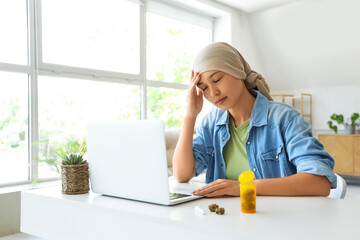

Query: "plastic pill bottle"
left=238, top=171, right=256, bottom=213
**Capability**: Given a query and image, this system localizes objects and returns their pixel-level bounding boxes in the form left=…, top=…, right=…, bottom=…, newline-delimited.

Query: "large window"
left=0, top=0, right=214, bottom=186
left=37, top=76, right=141, bottom=178
left=0, top=0, right=28, bottom=65
left=0, top=72, right=29, bottom=184
left=146, top=1, right=213, bottom=127
left=147, top=12, right=212, bottom=84
left=41, top=0, right=140, bottom=74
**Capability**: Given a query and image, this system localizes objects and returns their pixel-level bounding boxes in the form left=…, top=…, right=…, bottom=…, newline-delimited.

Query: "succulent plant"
left=62, top=153, right=87, bottom=165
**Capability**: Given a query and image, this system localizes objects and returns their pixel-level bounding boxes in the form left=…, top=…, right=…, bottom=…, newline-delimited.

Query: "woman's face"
left=197, top=70, right=246, bottom=110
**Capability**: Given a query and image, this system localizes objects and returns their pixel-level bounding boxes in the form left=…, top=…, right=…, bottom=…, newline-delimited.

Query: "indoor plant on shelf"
left=61, top=153, right=89, bottom=194
left=35, top=137, right=89, bottom=194
left=327, top=113, right=360, bottom=134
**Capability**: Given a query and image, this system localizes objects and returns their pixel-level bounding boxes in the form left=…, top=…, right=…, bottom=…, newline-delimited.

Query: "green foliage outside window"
left=0, top=98, right=27, bottom=149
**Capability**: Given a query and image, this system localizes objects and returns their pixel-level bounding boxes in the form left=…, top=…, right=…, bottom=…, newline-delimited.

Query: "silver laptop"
left=86, top=120, right=203, bottom=205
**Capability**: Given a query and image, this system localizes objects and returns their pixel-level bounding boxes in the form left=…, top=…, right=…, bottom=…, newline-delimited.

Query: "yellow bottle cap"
left=238, top=170, right=255, bottom=183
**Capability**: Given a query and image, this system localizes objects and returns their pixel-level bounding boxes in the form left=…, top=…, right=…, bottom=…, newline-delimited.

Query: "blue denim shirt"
left=193, top=90, right=337, bottom=188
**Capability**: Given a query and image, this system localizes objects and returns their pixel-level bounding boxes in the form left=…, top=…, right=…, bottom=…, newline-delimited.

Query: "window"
left=0, top=0, right=30, bottom=185
left=146, top=12, right=212, bottom=84
left=147, top=87, right=187, bottom=128
left=37, top=76, right=140, bottom=177
left=0, top=72, right=29, bottom=184
left=0, top=0, right=28, bottom=65
left=146, top=1, right=213, bottom=127
left=0, top=0, right=214, bottom=186
left=41, top=0, right=140, bottom=74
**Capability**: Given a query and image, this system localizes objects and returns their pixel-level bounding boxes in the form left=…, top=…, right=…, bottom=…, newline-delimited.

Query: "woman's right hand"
left=186, top=70, right=203, bottom=120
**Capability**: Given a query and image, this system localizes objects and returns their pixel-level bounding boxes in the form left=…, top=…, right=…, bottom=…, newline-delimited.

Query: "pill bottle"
left=238, top=171, right=256, bottom=213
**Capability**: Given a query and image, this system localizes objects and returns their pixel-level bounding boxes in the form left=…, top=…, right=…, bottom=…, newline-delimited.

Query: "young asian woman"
left=172, top=42, right=336, bottom=197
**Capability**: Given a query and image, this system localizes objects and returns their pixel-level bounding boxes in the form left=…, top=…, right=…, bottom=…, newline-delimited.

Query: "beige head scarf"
left=193, top=42, right=273, bottom=101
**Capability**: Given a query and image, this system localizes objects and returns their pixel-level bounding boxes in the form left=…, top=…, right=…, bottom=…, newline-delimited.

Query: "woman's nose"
left=209, top=86, right=220, bottom=97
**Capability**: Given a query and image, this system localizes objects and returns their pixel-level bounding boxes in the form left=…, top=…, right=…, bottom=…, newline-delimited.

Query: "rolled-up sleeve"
left=283, top=112, right=337, bottom=188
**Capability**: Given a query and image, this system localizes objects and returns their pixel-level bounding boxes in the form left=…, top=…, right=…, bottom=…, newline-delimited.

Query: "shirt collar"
left=249, top=90, right=269, bottom=127
left=216, top=109, right=229, bottom=126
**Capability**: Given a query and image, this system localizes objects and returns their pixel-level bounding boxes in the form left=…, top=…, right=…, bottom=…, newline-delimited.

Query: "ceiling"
left=214, top=0, right=308, bottom=13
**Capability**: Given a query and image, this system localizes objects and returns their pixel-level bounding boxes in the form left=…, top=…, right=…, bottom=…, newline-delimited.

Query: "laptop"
left=86, top=120, right=203, bottom=205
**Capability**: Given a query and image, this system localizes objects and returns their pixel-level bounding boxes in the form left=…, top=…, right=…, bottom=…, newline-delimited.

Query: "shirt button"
left=221, top=163, right=224, bottom=167
left=276, top=155, right=279, bottom=159
left=247, top=141, right=251, bottom=145
left=252, top=168, right=257, bottom=172
left=222, top=139, right=225, bottom=142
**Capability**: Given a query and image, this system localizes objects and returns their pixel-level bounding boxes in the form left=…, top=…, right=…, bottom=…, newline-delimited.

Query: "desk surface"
left=21, top=181, right=360, bottom=240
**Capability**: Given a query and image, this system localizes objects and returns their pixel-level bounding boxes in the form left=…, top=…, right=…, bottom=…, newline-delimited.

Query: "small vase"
left=61, top=163, right=89, bottom=194
left=344, top=124, right=355, bottom=134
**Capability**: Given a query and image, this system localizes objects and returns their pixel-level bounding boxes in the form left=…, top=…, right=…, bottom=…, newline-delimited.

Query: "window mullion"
left=0, top=62, right=31, bottom=74
left=147, top=80, right=188, bottom=90
left=28, top=0, right=39, bottom=182
left=140, top=2, right=147, bottom=120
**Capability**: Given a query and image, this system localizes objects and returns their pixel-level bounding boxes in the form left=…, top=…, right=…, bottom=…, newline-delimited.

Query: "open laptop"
left=86, top=120, right=203, bottom=205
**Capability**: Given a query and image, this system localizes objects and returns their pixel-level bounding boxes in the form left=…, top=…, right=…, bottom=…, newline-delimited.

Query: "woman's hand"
left=191, top=179, right=240, bottom=197
left=186, top=70, right=203, bottom=120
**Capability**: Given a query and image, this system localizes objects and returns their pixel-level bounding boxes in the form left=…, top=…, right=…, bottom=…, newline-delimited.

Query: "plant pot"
left=344, top=124, right=356, bottom=134
left=61, top=163, right=89, bottom=194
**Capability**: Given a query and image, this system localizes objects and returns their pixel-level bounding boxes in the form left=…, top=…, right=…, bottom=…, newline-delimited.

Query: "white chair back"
left=328, top=174, right=347, bottom=199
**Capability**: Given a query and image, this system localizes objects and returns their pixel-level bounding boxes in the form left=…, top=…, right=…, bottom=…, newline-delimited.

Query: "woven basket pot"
left=61, top=163, right=89, bottom=194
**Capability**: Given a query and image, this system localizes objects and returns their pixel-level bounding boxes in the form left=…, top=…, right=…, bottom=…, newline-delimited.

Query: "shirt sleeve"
left=283, top=112, right=337, bottom=189
left=192, top=124, right=209, bottom=176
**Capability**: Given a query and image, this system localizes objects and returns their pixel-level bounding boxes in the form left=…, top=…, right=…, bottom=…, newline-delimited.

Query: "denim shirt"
left=193, top=90, right=337, bottom=188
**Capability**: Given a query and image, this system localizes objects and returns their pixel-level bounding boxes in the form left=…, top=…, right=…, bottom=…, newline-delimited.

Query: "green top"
left=223, top=117, right=251, bottom=180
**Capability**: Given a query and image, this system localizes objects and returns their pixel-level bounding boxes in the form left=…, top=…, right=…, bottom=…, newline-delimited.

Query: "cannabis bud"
left=208, top=204, right=219, bottom=212
left=215, top=207, right=225, bottom=215
left=241, top=189, right=256, bottom=202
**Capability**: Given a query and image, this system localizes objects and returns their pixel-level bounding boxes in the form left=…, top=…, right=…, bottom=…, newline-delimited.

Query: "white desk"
left=21, top=182, right=359, bottom=240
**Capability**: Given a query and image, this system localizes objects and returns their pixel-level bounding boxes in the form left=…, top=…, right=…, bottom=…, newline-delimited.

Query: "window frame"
left=0, top=0, right=214, bottom=187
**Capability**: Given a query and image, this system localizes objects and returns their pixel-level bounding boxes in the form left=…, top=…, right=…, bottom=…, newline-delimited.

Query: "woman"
left=172, top=42, right=336, bottom=197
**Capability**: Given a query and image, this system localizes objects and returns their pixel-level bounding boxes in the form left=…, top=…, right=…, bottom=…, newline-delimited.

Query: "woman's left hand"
left=191, top=179, right=240, bottom=197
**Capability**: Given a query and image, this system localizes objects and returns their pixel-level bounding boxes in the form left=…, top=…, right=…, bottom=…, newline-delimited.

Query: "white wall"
left=0, top=192, right=20, bottom=237
left=248, top=0, right=360, bottom=132
left=190, top=0, right=264, bottom=72
left=273, top=84, right=360, bottom=133
left=230, top=8, right=264, bottom=74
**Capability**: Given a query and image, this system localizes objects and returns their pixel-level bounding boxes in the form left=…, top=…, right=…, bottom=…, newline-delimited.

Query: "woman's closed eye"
left=201, top=78, right=221, bottom=91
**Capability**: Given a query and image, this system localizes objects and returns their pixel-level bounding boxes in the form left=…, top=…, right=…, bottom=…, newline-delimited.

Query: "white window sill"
left=0, top=180, right=61, bottom=195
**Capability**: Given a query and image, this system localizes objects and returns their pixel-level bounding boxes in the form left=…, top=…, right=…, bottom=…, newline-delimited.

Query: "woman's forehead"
left=200, top=70, right=222, bottom=79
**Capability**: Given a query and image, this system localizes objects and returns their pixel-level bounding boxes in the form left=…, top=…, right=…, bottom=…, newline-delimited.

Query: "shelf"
left=271, top=93, right=312, bottom=124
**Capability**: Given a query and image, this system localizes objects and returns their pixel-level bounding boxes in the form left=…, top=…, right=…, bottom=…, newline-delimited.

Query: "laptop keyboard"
left=169, top=192, right=192, bottom=200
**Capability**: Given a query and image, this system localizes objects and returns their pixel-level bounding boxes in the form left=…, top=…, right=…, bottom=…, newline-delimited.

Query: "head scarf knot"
left=193, top=42, right=273, bottom=101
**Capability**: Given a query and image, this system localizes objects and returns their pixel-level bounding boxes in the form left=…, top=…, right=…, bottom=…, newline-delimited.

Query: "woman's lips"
left=215, top=97, right=227, bottom=105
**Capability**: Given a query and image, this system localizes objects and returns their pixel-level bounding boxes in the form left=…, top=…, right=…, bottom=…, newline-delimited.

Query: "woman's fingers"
left=192, top=180, right=239, bottom=197
left=192, top=180, right=226, bottom=194
left=188, top=72, right=201, bottom=98
left=196, top=87, right=203, bottom=98
left=204, top=189, right=229, bottom=198
left=190, top=72, right=200, bottom=87
left=186, top=71, right=203, bottom=119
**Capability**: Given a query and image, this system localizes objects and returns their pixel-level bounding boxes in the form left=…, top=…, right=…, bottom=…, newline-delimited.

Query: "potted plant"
left=328, top=113, right=360, bottom=134
left=61, top=153, right=89, bottom=194
left=34, top=137, right=89, bottom=194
